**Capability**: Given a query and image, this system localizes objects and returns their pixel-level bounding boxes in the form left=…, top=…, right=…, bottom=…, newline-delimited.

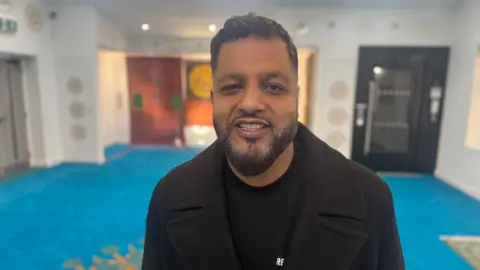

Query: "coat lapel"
left=284, top=125, right=368, bottom=270
left=284, top=207, right=368, bottom=270
left=165, top=142, right=242, bottom=270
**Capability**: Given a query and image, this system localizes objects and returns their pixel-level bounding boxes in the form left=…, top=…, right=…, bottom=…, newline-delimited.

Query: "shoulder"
left=326, top=146, right=395, bottom=228
left=348, top=160, right=394, bottom=210
left=303, top=130, right=394, bottom=223
left=148, top=159, right=192, bottom=209
left=149, top=146, right=219, bottom=210
left=150, top=154, right=201, bottom=202
left=297, top=124, right=394, bottom=219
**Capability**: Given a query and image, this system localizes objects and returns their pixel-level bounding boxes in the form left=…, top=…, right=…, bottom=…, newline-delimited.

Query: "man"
left=142, top=13, right=404, bottom=270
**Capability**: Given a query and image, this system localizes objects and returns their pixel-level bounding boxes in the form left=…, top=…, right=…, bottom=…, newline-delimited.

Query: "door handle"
left=430, top=86, right=442, bottom=123
left=355, top=103, right=367, bottom=127
left=364, top=81, right=377, bottom=156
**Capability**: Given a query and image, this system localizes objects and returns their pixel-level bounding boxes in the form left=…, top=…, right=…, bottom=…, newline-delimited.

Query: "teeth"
left=239, top=123, right=265, bottom=130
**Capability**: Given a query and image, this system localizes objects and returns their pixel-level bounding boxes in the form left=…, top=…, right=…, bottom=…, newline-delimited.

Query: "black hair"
left=210, top=13, right=298, bottom=75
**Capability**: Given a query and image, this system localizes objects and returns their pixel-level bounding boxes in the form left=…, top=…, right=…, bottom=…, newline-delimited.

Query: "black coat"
left=142, top=124, right=405, bottom=270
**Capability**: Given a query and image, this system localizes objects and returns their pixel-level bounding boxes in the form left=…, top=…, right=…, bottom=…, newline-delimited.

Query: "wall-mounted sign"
left=0, top=17, right=17, bottom=34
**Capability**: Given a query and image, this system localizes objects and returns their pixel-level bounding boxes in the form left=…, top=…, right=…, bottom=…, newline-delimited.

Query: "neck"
left=228, top=142, right=295, bottom=187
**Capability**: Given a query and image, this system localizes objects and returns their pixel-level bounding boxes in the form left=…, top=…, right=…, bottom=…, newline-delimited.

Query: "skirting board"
left=436, top=170, right=480, bottom=201
left=30, top=158, right=59, bottom=167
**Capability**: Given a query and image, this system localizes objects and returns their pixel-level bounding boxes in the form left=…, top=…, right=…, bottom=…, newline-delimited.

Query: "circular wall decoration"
left=327, top=20, right=336, bottom=30
left=329, top=81, right=349, bottom=101
left=189, top=64, right=212, bottom=100
left=422, top=22, right=433, bottom=33
left=391, top=21, right=400, bottom=30
left=0, top=0, right=13, bottom=13
left=327, top=107, right=349, bottom=125
left=326, top=131, right=346, bottom=149
left=69, top=101, right=86, bottom=119
left=25, top=2, right=44, bottom=33
left=67, top=76, right=84, bottom=96
left=361, top=20, right=373, bottom=31
left=71, top=124, right=87, bottom=141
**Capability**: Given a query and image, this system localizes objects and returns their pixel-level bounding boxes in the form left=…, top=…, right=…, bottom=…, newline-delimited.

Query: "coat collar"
left=166, top=123, right=368, bottom=270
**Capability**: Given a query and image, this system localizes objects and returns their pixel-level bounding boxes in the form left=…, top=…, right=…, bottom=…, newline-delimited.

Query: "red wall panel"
left=127, top=57, right=183, bottom=146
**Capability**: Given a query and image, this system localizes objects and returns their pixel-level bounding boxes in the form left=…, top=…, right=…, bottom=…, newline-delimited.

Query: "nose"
left=237, top=85, right=265, bottom=114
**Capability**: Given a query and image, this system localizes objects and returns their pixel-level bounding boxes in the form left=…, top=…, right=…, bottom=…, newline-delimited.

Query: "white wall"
left=97, top=15, right=127, bottom=51
left=436, top=0, right=480, bottom=200
left=0, top=0, right=62, bottom=166
left=51, top=6, right=104, bottom=163
left=98, top=50, right=130, bottom=147
left=22, top=57, right=46, bottom=166
left=48, top=7, right=128, bottom=163
left=127, top=37, right=211, bottom=54
left=97, top=15, right=130, bottom=149
left=297, top=50, right=314, bottom=125
left=0, top=0, right=46, bottom=55
left=465, top=50, right=480, bottom=150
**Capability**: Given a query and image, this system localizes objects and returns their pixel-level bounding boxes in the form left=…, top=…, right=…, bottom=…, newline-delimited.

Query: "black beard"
left=213, top=118, right=298, bottom=177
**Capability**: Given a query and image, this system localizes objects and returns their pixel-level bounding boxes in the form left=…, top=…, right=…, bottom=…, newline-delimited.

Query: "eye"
left=264, top=84, right=286, bottom=93
left=219, top=84, right=243, bottom=93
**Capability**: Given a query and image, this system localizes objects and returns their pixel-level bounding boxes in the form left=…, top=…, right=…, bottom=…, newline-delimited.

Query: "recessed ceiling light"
left=142, top=24, right=150, bottom=31
left=209, top=24, right=217, bottom=32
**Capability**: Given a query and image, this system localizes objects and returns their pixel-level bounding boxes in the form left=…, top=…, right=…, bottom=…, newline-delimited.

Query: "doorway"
left=351, top=47, right=449, bottom=173
left=0, top=59, right=30, bottom=177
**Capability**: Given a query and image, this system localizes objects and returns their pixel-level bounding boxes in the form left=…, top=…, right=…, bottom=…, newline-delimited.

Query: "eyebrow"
left=259, top=71, right=290, bottom=84
left=215, top=70, right=291, bottom=84
left=216, top=73, right=245, bottom=84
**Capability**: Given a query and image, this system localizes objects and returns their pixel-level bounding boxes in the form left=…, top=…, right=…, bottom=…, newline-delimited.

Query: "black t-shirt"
left=223, top=142, right=302, bottom=270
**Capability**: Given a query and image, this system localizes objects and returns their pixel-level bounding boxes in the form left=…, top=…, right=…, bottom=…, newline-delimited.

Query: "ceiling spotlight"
left=141, top=24, right=150, bottom=31
left=209, top=24, right=217, bottom=32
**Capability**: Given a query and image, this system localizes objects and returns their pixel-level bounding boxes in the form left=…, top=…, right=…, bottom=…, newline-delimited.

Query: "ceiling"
left=278, top=0, right=460, bottom=8
left=43, top=0, right=462, bottom=38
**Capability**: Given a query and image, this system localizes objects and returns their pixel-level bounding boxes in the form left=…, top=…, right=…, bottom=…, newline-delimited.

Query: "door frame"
left=351, top=46, right=450, bottom=173
left=0, top=55, right=39, bottom=176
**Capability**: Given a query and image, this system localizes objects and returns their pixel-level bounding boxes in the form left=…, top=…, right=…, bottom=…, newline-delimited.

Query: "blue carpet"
left=104, top=143, right=131, bottom=160
left=384, top=175, right=480, bottom=270
left=1, top=149, right=480, bottom=269
left=0, top=147, right=200, bottom=270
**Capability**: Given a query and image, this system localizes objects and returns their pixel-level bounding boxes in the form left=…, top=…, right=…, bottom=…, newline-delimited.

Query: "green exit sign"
left=0, top=18, right=18, bottom=34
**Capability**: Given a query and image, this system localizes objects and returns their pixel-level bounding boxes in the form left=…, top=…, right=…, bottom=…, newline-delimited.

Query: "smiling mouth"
left=237, top=123, right=267, bottom=131
left=233, top=120, right=270, bottom=139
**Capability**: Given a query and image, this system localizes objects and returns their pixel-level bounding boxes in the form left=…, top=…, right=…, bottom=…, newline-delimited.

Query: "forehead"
left=215, top=37, right=293, bottom=76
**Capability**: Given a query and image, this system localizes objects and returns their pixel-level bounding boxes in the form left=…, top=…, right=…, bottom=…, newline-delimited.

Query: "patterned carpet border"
left=62, top=238, right=144, bottom=270
left=441, top=235, right=480, bottom=269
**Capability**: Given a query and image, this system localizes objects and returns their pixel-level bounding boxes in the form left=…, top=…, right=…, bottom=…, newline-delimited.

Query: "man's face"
left=212, top=37, right=299, bottom=176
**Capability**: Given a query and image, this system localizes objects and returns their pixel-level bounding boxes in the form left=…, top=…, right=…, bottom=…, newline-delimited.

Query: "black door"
left=351, top=47, right=449, bottom=173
